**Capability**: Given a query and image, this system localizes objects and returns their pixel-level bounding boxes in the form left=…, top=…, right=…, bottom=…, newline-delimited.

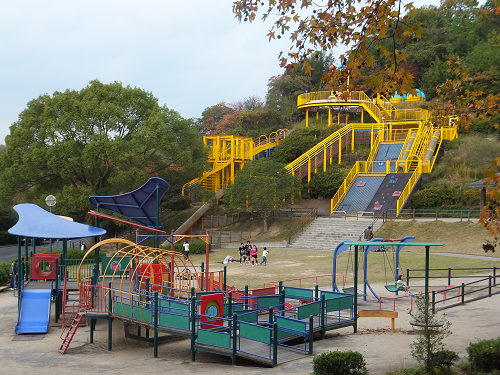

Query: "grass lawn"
left=186, top=248, right=499, bottom=290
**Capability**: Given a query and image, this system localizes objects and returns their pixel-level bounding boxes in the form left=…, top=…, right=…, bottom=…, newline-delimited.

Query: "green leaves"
left=225, top=159, right=301, bottom=231
left=0, top=80, right=204, bottom=217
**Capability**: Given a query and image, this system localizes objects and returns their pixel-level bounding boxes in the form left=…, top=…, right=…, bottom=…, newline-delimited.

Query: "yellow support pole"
left=306, top=109, right=309, bottom=127
left=346, top=113, right=349, bottom=123
left=307, top=157, right=311, bottom=184
left=361, top=110, right=364, bottom=123
left=351, top=126, right=355, bottom=152
left=323, top=144, right=327, bottom=172
left=337, top=112, right=340, bottom=125
left=328, top=107, right=331, bottom=127
left=371, top=124, right=374, bottom=149
left=338, top=136, right=342, bottom=165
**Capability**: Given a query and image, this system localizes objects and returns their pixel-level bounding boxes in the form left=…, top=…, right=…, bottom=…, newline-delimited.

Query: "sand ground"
left=1, top=276, right=499, bottom=375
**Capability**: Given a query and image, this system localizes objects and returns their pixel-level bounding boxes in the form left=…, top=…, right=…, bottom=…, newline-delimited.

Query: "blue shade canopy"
left=9, top=204, right=106, bottom=239
left=88, top=177, right=170, bottom=229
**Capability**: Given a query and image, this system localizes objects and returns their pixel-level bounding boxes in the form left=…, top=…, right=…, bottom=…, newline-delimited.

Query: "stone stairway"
left=290, top=217, right=383, bottom=250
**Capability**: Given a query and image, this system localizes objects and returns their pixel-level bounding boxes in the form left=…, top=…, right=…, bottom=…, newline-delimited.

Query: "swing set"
left=332, top=236, right=415, bottom=300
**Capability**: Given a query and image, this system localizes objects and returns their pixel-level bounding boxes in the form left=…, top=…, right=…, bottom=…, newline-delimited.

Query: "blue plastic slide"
left=15, top=289, right=51, bottom=334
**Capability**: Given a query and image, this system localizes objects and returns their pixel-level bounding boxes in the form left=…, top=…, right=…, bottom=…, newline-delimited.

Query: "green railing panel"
left=102, top=257, right=130, bottom=276
left=113, top=302, right=133, bottom=318
left=326, top=296, right=353, bottom=312
left=63, top=259, right=95, bottom=281
left=159, top=312, right=189, bottom=330
left=133, top=305, right=152, bottom=324
left=240, top=322, right=271, bottom=343
left=298, top=301, right=321, bottom=320
left=257, top=295, right=280, bottom=309
left=275, top=316, right=306, bottom=333
left=197, top=329, right=230, bottom=348
left=237, top=311, right=258, bottom=323
left=159, top=299, right=189, bottom=312
left=284, top=287, right=313, bottom=300
left=233, top=304, right=245, bottom=312
left=321, top=291, right=345, bottom=299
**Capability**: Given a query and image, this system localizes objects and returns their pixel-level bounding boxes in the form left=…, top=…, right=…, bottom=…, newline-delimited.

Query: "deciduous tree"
left=0, top=80, right=204, bottom=218
left=225, top=159, right=301, bottom=232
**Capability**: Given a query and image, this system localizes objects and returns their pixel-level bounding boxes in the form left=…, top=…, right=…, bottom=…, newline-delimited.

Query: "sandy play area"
left=1, top=277, right=499, bottom=375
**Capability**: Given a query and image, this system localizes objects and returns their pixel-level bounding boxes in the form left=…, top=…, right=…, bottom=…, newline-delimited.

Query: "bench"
left=357, top=310, right=398, bottom=332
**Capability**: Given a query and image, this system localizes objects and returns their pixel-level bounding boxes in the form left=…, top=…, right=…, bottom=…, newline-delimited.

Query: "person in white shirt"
left=260, top=247, right=269, bottom=266
left=183, top=240, right=189, bottom=258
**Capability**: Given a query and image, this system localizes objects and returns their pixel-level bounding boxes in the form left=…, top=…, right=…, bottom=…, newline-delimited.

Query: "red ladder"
left=59, top=311, right=84, bottom=354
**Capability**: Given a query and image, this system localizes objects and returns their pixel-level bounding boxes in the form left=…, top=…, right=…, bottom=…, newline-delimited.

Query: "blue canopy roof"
left=8, top=204, right=106, bottom=239
left=88, top=177, right=170, bottom=229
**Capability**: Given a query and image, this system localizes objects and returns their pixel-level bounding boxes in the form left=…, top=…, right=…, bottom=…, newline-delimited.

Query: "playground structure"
left=181, top=88, right=458, bottom=218
left=332, top=236, right=416, bottom=301
left=67, top=236, right=358, bottom=365
left=9, top=198, right=498, bottom=367
left=182, top=129, right=289, bottom=196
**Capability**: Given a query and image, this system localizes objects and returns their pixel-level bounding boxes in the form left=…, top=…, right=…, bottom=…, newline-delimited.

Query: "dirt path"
left=1, top=279, right=499, bottom=375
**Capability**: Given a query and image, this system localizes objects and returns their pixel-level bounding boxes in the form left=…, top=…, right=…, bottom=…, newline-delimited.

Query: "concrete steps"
left=290, top=217, right=382, bottom=250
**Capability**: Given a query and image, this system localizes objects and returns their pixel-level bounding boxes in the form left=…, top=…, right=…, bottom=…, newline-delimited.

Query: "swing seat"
left=385, top=283, right=405, bottom=293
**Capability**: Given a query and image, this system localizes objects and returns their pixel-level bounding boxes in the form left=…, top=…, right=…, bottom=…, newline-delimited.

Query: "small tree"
left=225, top=159, right=301, bottom=232
left=409, top=294, right=453, bottom=374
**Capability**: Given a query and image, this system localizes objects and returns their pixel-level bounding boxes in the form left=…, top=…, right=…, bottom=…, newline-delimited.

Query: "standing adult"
left=238, top=243, right=246, bottom=264
left=245, top=241, right=252, bottom=264
left=363, top=226, right=373, bottom=241
left=81, top=241, right=87, bottom=251
left=183, top=240, right=190, bottom=259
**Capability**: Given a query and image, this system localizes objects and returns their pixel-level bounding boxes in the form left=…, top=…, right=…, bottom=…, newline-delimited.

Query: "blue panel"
left=9, top=204, right=106, bottom=239
left=89, top=177, right=170, bottom=229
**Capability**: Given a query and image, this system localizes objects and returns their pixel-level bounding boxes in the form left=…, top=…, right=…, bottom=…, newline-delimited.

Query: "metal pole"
left=354, top=244, right=358, bottom=333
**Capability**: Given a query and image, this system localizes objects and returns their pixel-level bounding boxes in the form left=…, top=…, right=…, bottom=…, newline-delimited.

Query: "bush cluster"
left=412, top=185, right=480, bottom=209
left=467, top=336, right=500, bottom=373
left=312, top=350, right=368, bottom=375
left=161, top=240, right=212, bottom=255
left=0, top=262, right=11, bottom=285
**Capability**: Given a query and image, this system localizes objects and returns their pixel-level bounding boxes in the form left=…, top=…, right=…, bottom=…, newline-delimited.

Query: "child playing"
left=250, top=245, right=258, bottom=267
left=396, top=275, right=411, bottom=294
left=260, top=247, right=269, bottom=266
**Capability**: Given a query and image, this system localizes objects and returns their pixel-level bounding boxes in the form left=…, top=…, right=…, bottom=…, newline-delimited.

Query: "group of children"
left=238, top=241, right=268, bottom=266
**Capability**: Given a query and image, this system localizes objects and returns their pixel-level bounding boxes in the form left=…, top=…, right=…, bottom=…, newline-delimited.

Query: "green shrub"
left=37, top=249, right=106, bottom=260
left=312, top=350, right=368, bottom=375
left=412, top=185, right=480, bottom=209
left=0, top=262, right=11, bottom=285
left=161, top=240, right=212, bottom=255
left=309, top=167, right=348, bottom=199
left=433, top=350, right=459, bottom=371
left=467, top=337, right=500, bottom=373
left=162, top=196, right=192, bottom=211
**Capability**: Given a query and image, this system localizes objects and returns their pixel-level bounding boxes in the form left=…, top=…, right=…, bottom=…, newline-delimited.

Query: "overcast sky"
left=0, top=0, right=441, bottom=145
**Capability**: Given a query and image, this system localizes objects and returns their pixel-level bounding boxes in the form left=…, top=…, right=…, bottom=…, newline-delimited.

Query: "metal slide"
left=15, top=289, right=52, bottom=334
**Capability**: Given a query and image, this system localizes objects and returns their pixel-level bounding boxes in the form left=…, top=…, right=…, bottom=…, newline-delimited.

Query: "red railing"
left=79, top=281, right=108, bottom=314
left=379, top=294, right=414, bottom=311
left=263, top=274, right=344, bottom=289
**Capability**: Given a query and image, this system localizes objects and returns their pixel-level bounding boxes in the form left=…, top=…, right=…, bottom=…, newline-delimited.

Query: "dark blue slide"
left=15, top=289, right=52, bottom=334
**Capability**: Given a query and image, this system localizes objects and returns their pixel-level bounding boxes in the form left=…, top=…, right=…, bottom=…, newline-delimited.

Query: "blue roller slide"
left=15, top=289, right=52, bottom=334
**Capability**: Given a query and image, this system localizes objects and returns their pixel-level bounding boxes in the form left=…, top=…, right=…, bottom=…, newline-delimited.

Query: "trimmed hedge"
left=312, top=350, right=368, bottom=375
left=37, top=248, right=106, bottom=260
left=412, top=185, right=480, bottom=208
left=160, top=240, right=212, bottom=255
left=467, top=336, right=500, bottom=373
left=0, top=262, right=11, bottom=285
